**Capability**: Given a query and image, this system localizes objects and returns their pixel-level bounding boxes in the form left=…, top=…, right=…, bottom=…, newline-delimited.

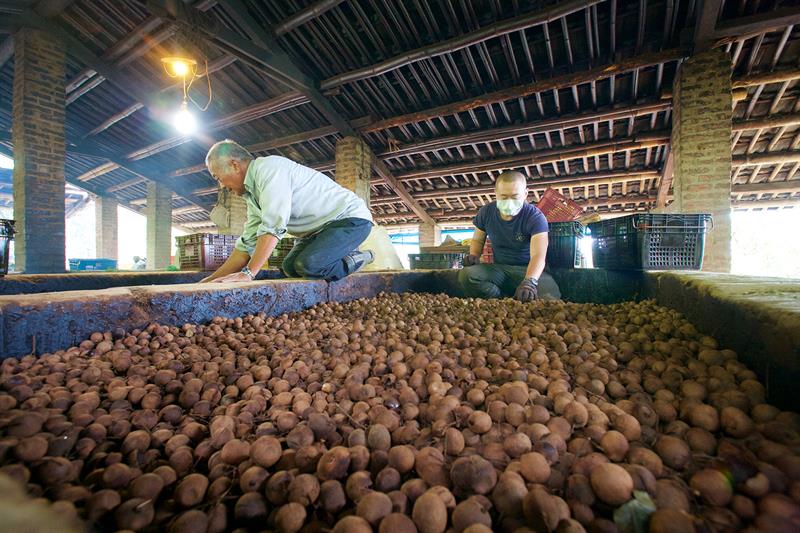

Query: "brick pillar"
left=12, top=28, right=66, bottom=273
left=335, top=136, right=372, bottom=204
left=215, top=189, right=248, bottom=235
left=670, top=49, right=732, bottom=272
left=95, top=196, right=118, bottom=260
left=146, top=182, right=172, bottom=270
left=419, top=222, right=441, bottom=248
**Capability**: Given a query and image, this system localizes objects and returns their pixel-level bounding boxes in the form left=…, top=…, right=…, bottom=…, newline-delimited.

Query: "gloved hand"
left=514, top=277, right=539, bottom=302
left=462, top=254, right=480, bottom=267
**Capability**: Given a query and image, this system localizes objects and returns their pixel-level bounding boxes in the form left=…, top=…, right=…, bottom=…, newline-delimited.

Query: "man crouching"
left=459, top=171, right=561, bottom=301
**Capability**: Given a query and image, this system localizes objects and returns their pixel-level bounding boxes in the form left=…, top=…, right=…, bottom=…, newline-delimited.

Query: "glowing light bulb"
left=170, top=60, right=189, bottom=77
left=173, top=101, right=196, bottom=135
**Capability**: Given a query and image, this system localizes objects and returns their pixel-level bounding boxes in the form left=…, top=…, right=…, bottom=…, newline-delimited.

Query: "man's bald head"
left=495, top=170, right=528, bottom=201
left=496, top=171, right=527, bottom=187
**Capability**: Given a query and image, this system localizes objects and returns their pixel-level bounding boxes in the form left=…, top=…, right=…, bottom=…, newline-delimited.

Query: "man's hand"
left=462, top=254, right=480, bottom=267
left=514, top=278, right=539, bottom=302
left=212, top=271, right=253, bottom=283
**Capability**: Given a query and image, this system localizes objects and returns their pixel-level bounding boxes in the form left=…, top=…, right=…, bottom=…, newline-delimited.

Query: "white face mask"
left=497, top=198, right=524, bottom=217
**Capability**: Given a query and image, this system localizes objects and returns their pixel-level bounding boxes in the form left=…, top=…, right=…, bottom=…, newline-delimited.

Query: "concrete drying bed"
left=645, top=272, right=800, bottom=409
left=0, top=269, right=797, bottom=408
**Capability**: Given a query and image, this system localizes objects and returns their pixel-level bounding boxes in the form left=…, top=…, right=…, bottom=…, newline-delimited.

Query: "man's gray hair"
left=206, top=139, right=254, bottom=166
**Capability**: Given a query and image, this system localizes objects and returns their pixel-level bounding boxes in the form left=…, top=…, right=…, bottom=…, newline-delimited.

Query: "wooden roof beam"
left=385, top=132, right=670, bottom=183
left=732, top=113, right=800, bottom=132
left=273, top=0, right=346, bottom=36
left=0, top=36, right=12, bottom=70
left=733, top=150, right=800, bottom=167
left=693, top=0, right=724, bottom=52
left=166, top=104, right=666, bottom=180
left=714, top=7, right=800, bottom=43
left=376, top=101, right=670, bottom=159
left=733, top=181, right=800, bottom=195
left=656, top=148, right=674, bottom=208
left=320, top=0, right=603, bottom=90
left=372, top=195, right=657, bottom=222
left=732, top=67, right=800, bottom=89
left=65, top=15, right=170, bottom=102
left=371, top=168, right=662, bottom=206
left=361, top=48, right=687, bottom=133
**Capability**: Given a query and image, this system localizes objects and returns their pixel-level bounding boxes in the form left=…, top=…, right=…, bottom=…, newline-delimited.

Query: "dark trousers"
left=458, top=263, right=561, bottom=299
left=281, top=218, right=372, bottom=281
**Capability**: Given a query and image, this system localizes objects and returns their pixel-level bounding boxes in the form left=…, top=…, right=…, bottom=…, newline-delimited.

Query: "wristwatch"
left=241, top=266, right=254, bottom=280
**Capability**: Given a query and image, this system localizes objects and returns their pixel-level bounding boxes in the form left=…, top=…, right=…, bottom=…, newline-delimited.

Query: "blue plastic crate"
left=68, top=258, right=118, bottom=271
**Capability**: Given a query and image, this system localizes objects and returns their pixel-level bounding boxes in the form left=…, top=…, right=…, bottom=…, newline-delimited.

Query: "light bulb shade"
left=173, top=104, right=197, bottom=135
left=161, top=56, right=197, bottom=78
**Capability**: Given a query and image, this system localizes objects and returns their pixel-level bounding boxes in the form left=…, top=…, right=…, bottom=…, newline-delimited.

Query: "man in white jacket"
left=201, top=140, right=374, bottom=283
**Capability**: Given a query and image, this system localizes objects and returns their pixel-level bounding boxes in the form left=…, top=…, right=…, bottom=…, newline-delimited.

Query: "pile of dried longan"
left=1, top=293, right=798, bottom=533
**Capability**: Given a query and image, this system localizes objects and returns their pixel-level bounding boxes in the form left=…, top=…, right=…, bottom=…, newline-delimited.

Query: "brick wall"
left=146, top=182, right=172, bottom=269
left=671, top=49, right=732, bottom=272
left=95, top=196, right=118, bottom=260
left=12, top=28, right=66, bottom=273
left=335, top=136, right=372, bottom=204
left=215, top=189, right=248, bottom=236
left=419, top=222, right=441, bottom=248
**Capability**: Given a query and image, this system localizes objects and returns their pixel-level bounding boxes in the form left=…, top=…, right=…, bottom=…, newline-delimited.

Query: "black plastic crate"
left=547, top=221, right=584, bottom=268
left=589, top=214, right=712, bottom=270
left=409, top=252, right=466, bottom=270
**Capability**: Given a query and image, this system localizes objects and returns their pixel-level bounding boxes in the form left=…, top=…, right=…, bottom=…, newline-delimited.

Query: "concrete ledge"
left=644, top=272, right=800, bottom=409
left=0, top=270, right=284, bottom=295
left=0, top=280, right=328, bottom=358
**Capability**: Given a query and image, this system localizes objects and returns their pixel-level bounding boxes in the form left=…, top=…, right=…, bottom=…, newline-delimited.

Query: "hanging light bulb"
left=173, top=100, right=197, bottom=135
left=161, top=56, right=197, bottom=79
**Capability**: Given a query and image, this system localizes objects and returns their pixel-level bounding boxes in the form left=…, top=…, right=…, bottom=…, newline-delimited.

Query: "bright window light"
left=0, top=154, right=13, bottom=169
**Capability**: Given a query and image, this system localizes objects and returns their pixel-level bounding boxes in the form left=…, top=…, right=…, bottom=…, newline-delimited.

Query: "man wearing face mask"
left=458, top=170, right=561, bottom=302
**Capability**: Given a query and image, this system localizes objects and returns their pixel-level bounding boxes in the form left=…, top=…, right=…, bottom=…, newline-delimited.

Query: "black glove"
left=514, top=278, right=539, bottom=302
left=462, top=254, right=480, bottom=267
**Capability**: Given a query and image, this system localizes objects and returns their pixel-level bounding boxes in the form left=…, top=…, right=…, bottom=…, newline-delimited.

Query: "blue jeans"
left=281, top=218, right=373, bottom=281
left=458, top=263, right=561, bottom=299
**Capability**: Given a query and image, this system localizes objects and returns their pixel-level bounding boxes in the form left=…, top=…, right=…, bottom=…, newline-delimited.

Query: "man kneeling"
left=459, top=171, right=561, bottom=301
left=201, top=140, right=374, bottom=283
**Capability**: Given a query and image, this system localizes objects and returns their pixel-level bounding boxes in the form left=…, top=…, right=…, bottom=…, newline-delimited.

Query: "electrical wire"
left=187, top=57, right=213, bottom=112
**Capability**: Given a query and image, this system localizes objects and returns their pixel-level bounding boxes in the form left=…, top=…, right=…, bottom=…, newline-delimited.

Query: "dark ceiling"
left=0, top=0, right=798, bottom=228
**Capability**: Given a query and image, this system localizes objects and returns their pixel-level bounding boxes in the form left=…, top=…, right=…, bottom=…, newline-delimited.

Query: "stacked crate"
left=176, top=234, right=237, bottom=271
